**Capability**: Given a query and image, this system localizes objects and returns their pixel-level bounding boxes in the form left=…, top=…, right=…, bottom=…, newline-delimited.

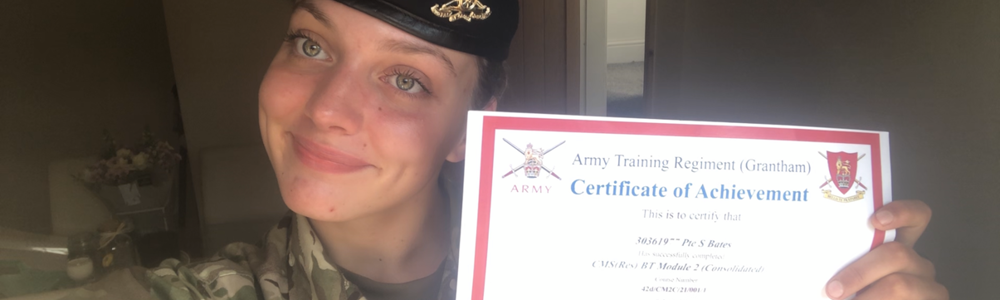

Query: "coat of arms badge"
left=501, top=138, right=564, bottom=180
left=818, top=151, right=868, bottom=203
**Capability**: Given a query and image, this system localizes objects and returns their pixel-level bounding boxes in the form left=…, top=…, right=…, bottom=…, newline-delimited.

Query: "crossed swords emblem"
left=501, top=138, right=565, bottom=180
left=818, top=152, right=869, bottom=190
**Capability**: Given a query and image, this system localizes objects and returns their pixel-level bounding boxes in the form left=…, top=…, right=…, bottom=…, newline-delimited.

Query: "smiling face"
left=258, top=0, right=481, bottom=222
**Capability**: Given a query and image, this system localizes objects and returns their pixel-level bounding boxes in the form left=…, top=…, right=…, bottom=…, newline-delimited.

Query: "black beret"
left=334, top=0, right=519, bottom=61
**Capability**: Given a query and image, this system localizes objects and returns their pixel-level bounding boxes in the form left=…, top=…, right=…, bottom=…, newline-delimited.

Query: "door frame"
left=568, top=0, right=608, bottom=116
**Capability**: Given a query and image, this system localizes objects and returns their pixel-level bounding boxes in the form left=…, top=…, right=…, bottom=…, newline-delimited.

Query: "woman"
left=77, top=0, right=947, bottom=299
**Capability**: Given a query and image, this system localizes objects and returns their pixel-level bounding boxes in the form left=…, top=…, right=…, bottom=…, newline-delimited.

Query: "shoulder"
left=147, top=216, right=295, bottom=300
left=146, top=242, right=262, bottom=299
left=62, top=215, right=295, bottom=300
left=56, top=242, right=265, bottom=300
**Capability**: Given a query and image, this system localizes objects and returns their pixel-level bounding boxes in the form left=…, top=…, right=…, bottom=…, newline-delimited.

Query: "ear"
left=482, top=97, right=497, bottom=111
left=447, top=97, right=498, bottom=162
left=446, top=136, right=466, bottom=163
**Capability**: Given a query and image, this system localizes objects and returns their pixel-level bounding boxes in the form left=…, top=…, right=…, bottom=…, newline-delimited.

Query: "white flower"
left=132, top=153, right=150, bottom=170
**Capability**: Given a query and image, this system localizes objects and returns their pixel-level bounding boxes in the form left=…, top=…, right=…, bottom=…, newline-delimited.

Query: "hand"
left=825, top=200, right=948, bottom=299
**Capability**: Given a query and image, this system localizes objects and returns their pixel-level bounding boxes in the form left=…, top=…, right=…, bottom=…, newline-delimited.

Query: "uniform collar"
left=284, top=203, right=460, bottom=299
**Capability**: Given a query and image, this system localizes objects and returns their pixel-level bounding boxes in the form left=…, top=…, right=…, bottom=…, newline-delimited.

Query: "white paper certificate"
left=457, top=111, right=894, bottom=300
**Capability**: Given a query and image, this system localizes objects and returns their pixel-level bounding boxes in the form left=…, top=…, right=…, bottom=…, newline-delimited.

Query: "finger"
left=854, top=273, right=949, bottom=300
left=870, top=200, right=932, bottom=247
left=826, top=242, right=936, bottom=300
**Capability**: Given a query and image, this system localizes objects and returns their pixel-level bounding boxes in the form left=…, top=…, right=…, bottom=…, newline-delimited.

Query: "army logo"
left=818, top=151, right=868, bottom=203
left=431, top=0, right=492, bottom=22
left=501, top=138, right=564, bottom=180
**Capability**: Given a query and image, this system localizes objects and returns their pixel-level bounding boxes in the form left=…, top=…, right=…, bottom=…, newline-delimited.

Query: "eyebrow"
left=378, top=40, right=457, bottom=78
left=294, top=1, right=332, bottom=28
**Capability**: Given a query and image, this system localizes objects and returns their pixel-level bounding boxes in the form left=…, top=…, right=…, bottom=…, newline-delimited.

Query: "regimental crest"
left=431, top=0, right=492, bottom=22
left=819, top=151, right=869, bottom=203
left=502, top=138, right=564, bottom=180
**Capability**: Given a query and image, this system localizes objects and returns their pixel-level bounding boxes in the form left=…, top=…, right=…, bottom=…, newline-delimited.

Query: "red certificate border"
left=471, top=115, right=886, bottom=300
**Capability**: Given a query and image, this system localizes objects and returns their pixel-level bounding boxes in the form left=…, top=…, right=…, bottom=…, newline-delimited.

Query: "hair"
left=471, top=58, right=508, bottom=109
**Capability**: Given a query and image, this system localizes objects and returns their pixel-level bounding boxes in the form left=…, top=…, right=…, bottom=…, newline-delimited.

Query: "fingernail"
left=826, top=280, right=843, bottom=299
left=876, top=210, right=894, bottom=226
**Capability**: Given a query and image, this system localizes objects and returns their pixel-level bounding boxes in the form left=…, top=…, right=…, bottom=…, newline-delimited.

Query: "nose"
left=305, top=64, right=367, bottom=135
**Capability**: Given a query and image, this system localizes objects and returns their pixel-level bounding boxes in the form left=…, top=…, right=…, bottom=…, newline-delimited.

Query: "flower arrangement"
left=79, top=128, right=182, bottom=187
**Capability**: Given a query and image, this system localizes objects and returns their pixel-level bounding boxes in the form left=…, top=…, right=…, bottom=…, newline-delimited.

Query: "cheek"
left=374, top=112, right=434, bottom=159
left=370, top=105, right=466, bottom=171
left=259, top=68, right=315, bottom=156
left=259, top=68, right=314, bottom=122
left=259, top=68, right=321, bottom=191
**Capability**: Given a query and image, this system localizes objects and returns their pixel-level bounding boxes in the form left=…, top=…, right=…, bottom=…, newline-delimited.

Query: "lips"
left=292, top=135, right=371, bottom=173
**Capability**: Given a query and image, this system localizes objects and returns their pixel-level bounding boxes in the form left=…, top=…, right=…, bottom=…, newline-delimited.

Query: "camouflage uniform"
left=60, top=212, right=459, bottom=300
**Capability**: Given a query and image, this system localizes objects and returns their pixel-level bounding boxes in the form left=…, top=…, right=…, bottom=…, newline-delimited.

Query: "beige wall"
left=646, top=0, right=999, bottom=297
left=606, top=0, right=646, bottom=42
left=160, top=0, right=293, bottom=225
left=606, top=0, right=645, bottom=63
left=0, top=0, right=178, bottom=234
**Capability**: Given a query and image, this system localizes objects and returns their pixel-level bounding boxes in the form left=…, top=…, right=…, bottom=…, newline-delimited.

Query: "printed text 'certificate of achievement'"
left=457, top=111, right=894, bottom=300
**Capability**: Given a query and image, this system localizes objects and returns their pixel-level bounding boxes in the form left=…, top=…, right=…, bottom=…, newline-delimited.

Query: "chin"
left=276, top=168, right=362, bottom=222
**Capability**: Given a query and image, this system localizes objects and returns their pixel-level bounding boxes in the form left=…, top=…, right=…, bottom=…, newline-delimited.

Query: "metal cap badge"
left=431, top=0, right=492, bottom=22
left=333, top=0, right=518, bottom=61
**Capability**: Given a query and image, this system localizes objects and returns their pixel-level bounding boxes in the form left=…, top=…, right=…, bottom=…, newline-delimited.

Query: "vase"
left=95, top=168, right=178, bottom=234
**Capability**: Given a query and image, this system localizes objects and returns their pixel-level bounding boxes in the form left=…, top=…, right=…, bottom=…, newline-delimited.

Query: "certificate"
left=457, top=111, right=894, bottom=300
